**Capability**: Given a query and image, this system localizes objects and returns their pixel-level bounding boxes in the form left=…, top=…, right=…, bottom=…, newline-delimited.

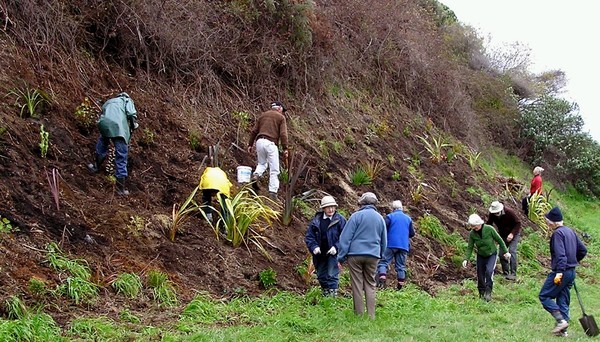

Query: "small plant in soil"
left=111, top=273, right=143, bottom=299
left=348, top=167, right=371, bottom=186
left=119, top=309, right=141, bottom=323
left=391, top=171, right=401, bottom=181
left=259, top=268, right=277, bottom=289
left=28, top=278, right=48, bottom=297
left=39, top=124, right=49, bottom=158
left=139, top=127, right=155, bottom=146
left=8, top=84, right=49, bottom=118
left=127, top=215, right=145, bottom=236
left=188, top=131, right=201, bottom=151
left=170, top=186, right=200, bottom=241
left=73, top=97, right=95, bottom=129
left=57, top=276, right=99, bottom=304
left=147, top=270, right=177, bottom=306
left=0, top=216, right=17, bottom=233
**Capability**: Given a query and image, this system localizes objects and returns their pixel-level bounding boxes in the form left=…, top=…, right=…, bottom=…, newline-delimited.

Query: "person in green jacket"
left=462, top=213, right=511, bottom=301
left=87, top=92, right=139, bottom=195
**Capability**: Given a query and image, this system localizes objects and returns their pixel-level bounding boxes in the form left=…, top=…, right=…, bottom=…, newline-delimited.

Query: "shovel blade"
left=580, top=314, right=600, bottom=337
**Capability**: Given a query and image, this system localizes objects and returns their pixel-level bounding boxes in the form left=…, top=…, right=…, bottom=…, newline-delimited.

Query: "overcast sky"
left=440, top=0, right=600, bottom=142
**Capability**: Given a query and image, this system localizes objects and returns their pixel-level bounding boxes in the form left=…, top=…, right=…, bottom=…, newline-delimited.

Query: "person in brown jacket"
left=247, top=101, right=289, bottom=199
left=486, top=201, right=522, bottom=280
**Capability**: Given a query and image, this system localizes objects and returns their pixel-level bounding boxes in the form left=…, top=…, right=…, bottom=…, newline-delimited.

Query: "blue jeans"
left=377, top=248, right=408, bottom=280
left=313, top=254, right=340, bottom=289
left=477, top=252, right=497, bottom=293
left=539, top=268, right=575, bottom=321
left=96, top=136, right=128, bottom=178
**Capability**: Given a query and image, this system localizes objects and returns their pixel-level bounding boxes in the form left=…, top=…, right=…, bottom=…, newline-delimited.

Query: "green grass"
left=111, top=272, right=143, bottom=299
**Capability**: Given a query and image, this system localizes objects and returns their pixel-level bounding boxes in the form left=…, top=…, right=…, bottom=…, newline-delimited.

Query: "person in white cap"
left=463, top=213, right=511, bottom=302
left=486, top=201, right=522, bottom=280
left=305, top=196, right=347, bottom=297
left=376, top=200, right=415, bottom=290
left=522, top=166, right=544, bottom=215
left=338, top=192, right=386, bottom=319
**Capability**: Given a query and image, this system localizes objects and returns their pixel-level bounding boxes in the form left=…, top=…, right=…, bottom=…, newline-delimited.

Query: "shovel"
left=574, top=281, right=599, bottom=337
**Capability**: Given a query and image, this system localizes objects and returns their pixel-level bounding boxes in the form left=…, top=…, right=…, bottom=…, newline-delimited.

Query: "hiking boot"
left=268, top=192, right=278, bottom=200
left=251, top=173, right=260, bottom=190
left=397, top=280, right=405, bottom=291
left=505, top=274, right=517, bottom=281
left=483, top=290, right=492, bottom=302
left=87, top=154, right=105, bottom=174
left=330, top=289, right=338, bottom=298
left=376, top=274, right=386, bottom=288
left=116, top=177, right=130, bottom=196
left=552, top=320, right=569, bottom=334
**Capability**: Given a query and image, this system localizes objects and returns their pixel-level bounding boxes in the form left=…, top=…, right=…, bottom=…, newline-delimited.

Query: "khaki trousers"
left=348, top=255, right=378, bottom=319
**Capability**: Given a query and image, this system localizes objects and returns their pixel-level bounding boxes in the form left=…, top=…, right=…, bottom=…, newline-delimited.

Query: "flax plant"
left=46, top=168, right=60, bottom=211
left=418, top=134, right=451, bottom=163
left=281, top=153, right=310, bottom=226
left=9, top=85, right=48, bottom=118
left=202, top=188, right=279, bottom=260
left=527, top=192, right=552, bottom=236
left=170, top=186, right=200, bottom=241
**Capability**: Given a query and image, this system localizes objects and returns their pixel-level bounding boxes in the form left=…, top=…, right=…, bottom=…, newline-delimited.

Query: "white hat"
left=533, top=166, right=544, bottom=175
left=320, top=196, right=338, bottom=208
left=358, top=192, right=378, bottom=205
left=468, top=214, right=484, bottom=225
left=488, top=201, right=504, bottom=214
left=392, top=200, right=403, bottom=210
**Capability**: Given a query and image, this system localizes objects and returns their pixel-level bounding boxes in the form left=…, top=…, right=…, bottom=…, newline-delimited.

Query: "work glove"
left=503, top=252, right=511, bottom=261
left=312, top=247, right=321, bottom=255
left=133, top=122, right=139, bottom=130
left=462, top=260, right=468, bottom=269
left=327, top=246, right=337, bottom=255
left=554, top=273, right=563, bottom=285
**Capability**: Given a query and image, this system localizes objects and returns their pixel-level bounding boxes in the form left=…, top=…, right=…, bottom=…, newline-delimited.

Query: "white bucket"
left=236, top=166, right=252, bottom=183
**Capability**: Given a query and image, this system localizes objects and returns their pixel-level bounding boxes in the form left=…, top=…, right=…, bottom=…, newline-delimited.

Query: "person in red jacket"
left=522, top=166, right=544, bottom=216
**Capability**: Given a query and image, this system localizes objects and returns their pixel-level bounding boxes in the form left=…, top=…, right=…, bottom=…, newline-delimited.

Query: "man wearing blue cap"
left=539, top=206, right=587, bottom=337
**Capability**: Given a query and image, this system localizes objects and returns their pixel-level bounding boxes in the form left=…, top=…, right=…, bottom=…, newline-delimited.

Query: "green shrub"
left=73, top=97, right=95, bottom=128
left=259, top=268, right=277, bottom=289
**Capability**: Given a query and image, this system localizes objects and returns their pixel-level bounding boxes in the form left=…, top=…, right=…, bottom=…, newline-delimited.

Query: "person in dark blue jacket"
left=376, top=200, right=415, bottom=290
left=539, top=207, right=587, bottom=337
left=305, top=196, right=346, bottom=297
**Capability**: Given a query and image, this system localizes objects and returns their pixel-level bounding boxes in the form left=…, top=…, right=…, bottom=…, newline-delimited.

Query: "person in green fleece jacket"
left=462, top=213, right=511, bottom=302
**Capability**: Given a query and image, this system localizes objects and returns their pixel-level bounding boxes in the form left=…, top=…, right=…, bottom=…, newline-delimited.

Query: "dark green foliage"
left=259, top=268, right=277, bottom=289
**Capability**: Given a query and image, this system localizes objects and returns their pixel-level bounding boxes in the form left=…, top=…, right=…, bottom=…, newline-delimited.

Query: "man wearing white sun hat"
left=305, top=196, right=346, bottom=297
left=486, top=201, right=522, bottom=280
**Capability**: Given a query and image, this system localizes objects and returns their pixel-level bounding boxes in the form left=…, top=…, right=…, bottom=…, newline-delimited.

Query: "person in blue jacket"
left=338, top=192, right=386, bottom=319
left=87, top=92, right=138, bottom=195
left=376, top=200, right=415, bottom=290
left=305, top=196, right=346, bottom=297
left=539, top=206, right=587, bottom=337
